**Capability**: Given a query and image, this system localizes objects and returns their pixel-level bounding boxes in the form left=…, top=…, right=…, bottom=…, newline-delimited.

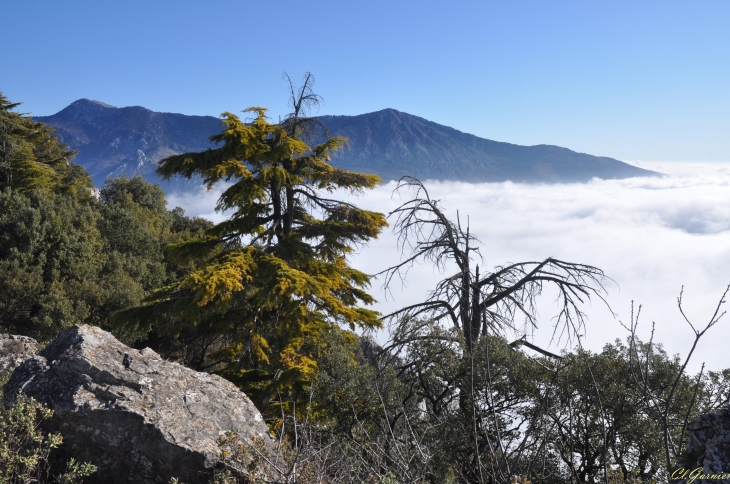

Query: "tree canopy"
left=0, top=174, right=211, bottom=343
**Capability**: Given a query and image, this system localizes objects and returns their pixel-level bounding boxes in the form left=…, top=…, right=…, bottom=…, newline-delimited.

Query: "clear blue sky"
left=2, top=0, right=729, bottom=162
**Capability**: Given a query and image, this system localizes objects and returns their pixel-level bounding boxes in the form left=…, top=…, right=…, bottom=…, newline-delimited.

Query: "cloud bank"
left=168, top=162, right=730, bottom=372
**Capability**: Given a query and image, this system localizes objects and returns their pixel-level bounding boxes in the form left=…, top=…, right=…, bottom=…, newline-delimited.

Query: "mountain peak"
left=361, top=108, right=407, bottom=118
left=65, top=98, right=117, bottom=110
left=50, top=98, right=117, bottom=120
left=77, top=98, right=116, bottom=109
left=374, top=108, right=402, bottom=114
left=317, top=110, right=659, bottom=183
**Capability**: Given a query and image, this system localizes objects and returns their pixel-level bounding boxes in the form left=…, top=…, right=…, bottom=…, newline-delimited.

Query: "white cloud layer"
left=168, top=162, right=730, bottom=373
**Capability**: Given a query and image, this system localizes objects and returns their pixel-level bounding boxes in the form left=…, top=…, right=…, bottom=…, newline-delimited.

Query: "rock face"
left=0, top=334, right=38, bottom=380
left=684, top=406, right=730, bottom=478
left=3, top=325, right=275, bottom=484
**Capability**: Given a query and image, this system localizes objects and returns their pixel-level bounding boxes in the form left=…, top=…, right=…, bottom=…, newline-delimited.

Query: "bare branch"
left=381, top=176, right=610, bottom=347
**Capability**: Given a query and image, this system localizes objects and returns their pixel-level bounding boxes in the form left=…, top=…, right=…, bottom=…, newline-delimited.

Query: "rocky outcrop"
left=0, top=334, right=37, bottom=380
left=683, top=406, right=730, bottom=481
left=3, top=325, right=275, bottom=484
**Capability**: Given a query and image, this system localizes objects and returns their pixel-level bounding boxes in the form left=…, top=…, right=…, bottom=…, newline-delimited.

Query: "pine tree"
left=121, top=75, right=387, bottom=411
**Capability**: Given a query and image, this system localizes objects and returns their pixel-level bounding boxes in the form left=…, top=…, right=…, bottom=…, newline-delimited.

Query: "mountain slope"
left=319, top=109, right=655, bottom=183
left=37, top=100, right=657, bottom=190
left=36, top=99, right=220, bottom=190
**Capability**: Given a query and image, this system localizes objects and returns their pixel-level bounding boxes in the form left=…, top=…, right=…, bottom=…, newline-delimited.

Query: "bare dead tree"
left=280, top=72, right=331, bottom=144
left=380, top=177, right=611, bottom=351
left=376, top=177, right=612, bottom=484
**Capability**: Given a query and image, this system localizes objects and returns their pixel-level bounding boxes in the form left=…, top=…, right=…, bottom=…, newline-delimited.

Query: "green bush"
left=0, top=378, right=96, bottom=484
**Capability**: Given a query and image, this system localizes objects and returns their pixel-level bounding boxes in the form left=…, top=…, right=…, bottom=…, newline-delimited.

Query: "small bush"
left=0, top=383, right=96, bottom=484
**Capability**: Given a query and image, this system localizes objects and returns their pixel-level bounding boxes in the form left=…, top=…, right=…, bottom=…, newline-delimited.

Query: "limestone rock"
left=0, top=334, right=38, bottom=380
left=683, top=406, right=730, bottom=481
left=3, top=325, right=275, bottom=484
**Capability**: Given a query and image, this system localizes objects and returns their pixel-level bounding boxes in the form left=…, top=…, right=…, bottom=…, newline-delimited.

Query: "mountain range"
left=36, top=99, right=657, bottom=191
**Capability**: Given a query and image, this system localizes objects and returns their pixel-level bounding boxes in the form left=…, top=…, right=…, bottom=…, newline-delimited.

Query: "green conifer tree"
left=0, top=92, right=91, bottom=196
left=121, top=76, right=387, bottom=411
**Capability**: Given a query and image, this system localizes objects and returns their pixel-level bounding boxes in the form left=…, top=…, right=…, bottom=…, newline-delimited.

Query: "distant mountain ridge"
left=36, top=99, right=657, bottom=190
left=36, top=99, right=220, bottom=191
left=318, top=109, right=656, bottom=183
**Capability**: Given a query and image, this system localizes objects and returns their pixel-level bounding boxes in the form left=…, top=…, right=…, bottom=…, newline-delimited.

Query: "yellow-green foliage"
left=120, top=107, right=387, bottom=413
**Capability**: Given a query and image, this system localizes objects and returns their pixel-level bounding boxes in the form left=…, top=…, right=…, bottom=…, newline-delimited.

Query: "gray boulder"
left=3, top=325, right=275, bottom=484
left=682, top=406, right=730, bottom=482
left=0, top=334, right=38, bottom=380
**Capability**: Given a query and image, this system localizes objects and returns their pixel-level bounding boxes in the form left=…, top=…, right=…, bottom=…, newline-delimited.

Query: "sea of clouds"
left=167, top=162, right=730, bottom=373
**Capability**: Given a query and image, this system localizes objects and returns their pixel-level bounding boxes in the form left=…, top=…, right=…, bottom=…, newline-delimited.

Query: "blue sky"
left=3, top=0, right=729, bottom=162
